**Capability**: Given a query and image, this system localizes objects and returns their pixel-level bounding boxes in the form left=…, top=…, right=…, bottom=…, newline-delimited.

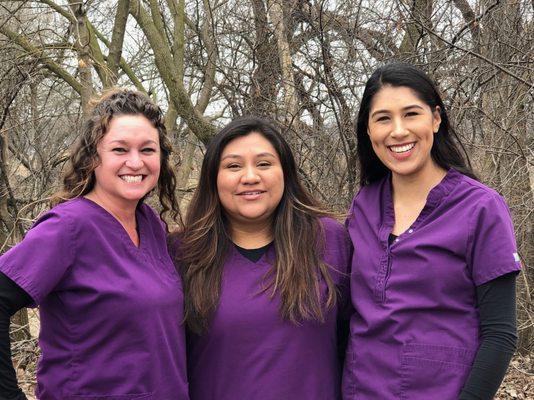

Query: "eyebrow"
left=220, top=152, right=277, bottom=161
left=370, top=104, right=424, bottom=118
left=108, top=139, right=158, bottom=146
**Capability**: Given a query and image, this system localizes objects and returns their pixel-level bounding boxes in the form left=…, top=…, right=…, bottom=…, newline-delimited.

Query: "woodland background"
left=0, top=0, right=532, bottom=397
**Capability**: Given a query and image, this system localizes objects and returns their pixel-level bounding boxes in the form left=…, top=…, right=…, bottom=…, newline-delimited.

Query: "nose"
left=125, top=151, right=143, bottom=169
left=391, top=117, right=408, bottom=139
left=241, top=166, right=260, bottom=184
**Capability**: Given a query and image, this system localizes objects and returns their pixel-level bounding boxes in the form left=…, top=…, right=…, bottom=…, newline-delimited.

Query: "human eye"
left=405, top=111, right=419, bottom=117
left=226, top=163, right=241, bottom=170
left=375, top=115, right=389, bottom=122
left=141, top=147, right=157, bottom=154
left=257, top=161, right=272, bottom=168
left=112, top=147, right=127, bottom=153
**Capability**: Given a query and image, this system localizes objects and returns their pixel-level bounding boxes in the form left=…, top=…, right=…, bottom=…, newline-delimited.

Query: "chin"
left=236, top=211, right=272, bottom=223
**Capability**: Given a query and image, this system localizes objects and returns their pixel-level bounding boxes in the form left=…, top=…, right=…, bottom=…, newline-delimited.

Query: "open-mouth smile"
left=388, top=143, right=415, bottom=153
left=120, top=175, right=145, bottom=183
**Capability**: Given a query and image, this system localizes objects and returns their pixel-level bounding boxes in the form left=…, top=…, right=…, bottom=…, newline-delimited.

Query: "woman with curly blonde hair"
left=0, top=89, right=189, bottom=399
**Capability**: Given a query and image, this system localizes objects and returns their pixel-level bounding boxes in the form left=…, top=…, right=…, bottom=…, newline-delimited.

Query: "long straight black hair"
left=173, top=116, right=337, bottom=333
left=356, top=63, right=477, bottom=186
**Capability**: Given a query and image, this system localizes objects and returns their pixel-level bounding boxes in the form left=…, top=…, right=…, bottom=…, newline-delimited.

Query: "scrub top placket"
left=375, top=170, right=461, bottom=304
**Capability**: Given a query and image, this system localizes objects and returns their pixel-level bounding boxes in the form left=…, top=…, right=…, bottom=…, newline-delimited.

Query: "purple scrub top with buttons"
left=178, top=217, right=351, bottom=400
left=342, top=168, right=521, bottom=400
left=0, top=198, right=189, bottom=400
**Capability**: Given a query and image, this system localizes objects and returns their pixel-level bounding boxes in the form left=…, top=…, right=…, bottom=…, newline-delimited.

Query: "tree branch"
left=0, top=25, right=84, bottom=95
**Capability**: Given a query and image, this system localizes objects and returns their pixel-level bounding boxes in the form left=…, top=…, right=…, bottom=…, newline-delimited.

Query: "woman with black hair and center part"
left=169, top=117, right=352, bottom=400
left=0, top=90, right=189, bottom=399
left=342, top=63, right=520, bottom=400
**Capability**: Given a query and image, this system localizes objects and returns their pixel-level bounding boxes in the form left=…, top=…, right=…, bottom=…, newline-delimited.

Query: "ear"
left=432, top=106, right=442, bottom=133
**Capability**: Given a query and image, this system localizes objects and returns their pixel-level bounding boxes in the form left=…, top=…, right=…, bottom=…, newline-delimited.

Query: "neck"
left=391, top=162, right=447, bottom=203
left=85, top=190, right=137, bottom=227
left=229, top=218, right=273, bottom=249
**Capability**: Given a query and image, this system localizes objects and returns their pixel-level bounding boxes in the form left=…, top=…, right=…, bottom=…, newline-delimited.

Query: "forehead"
left=221, top=132, right=279, bottom=157
left=102, top=114, right=159, bottom=142
left=370, top=85, right=426, bottom=111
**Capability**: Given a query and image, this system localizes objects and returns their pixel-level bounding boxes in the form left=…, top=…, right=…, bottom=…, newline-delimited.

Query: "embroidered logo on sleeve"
left=513, top=252, right=520, bottom=262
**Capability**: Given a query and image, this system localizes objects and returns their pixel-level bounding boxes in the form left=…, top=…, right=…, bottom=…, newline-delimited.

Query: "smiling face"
left=367, top=85, right=442, bottom=181
left=217, top=132, right=284, bottom=228
left=92, top=114, right=161, bottom=208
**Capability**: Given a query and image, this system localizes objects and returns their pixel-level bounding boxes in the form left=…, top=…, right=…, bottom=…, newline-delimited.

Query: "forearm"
left=459, top=273, right=518, bottom=400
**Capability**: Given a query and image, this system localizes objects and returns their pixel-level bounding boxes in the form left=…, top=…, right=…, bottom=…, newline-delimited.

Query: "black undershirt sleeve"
left=0, top=272, right=32, bottom=400
left=459, top=272, right=518, bottom=400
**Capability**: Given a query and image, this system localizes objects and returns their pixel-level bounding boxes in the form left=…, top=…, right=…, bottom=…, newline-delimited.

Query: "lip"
left=387, top=142, right=416, bottom=160
left=119, top=174, right=146, bottom=183
left=236, top=190, right=266, bottom=200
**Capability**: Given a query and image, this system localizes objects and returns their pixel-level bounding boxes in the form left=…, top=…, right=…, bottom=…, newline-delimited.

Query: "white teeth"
left=121, top=175, right=143, bottom=183
left=240, top=191, right=262, bottom=195
left=389, top=143, right=415, bottom=153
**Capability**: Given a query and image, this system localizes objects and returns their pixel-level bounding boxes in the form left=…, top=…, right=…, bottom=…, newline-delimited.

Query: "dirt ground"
left=495, top=355, right=534, bottom=399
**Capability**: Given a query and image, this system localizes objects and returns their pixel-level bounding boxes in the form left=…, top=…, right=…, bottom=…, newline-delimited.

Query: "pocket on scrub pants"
left=399, top=343, right=475, bottom=400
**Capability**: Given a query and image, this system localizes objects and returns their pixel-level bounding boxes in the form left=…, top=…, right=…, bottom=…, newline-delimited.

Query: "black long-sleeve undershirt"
left=459, top=272, right=518, bottom=399
left=0, top=272, right=31, bottom=400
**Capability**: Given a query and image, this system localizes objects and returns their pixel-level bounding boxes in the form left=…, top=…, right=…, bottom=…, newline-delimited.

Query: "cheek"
left=272, top=172, right=285, bottom=199
left=216, top=173, right=232, bottom=199
left=367, top=130, right=382, bottom=148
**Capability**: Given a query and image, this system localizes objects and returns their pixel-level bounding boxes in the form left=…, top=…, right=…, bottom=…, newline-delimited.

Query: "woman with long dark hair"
left=0, top=89, right=188, bottom=399
left=342, top=63, right=520, bottom=399
left=169, top=116, right=351, bottom=400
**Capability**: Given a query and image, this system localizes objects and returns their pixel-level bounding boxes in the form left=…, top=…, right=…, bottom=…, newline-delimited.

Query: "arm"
left=0, top=272, right=32, bottom=400
left=459, top=272, right=518, bottom=400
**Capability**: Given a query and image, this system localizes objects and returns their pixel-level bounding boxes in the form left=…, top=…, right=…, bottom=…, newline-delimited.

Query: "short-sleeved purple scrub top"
left=180, top=218, right=351, bottom=400
left=342, top=168, right=521, bottom=399
left=0, top=198, right=189, bottom=400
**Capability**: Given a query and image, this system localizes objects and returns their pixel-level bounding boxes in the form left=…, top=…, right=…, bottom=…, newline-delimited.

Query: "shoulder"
left=457, top=173, right=503, bottom=199
left=452, top=173, right=510, bottom=212
left=318, top=217, right=352, bottom=271
left=138, top=202, right=168, bottom=239
left=353, top=177, right=386, bottom=202
left=349, top=176, right=388, bottom=216
left=32, top=198, right=86, bottom=230
left=138, top=202, right=163, bottom=225
left=319, top=217, right=348, bottom=240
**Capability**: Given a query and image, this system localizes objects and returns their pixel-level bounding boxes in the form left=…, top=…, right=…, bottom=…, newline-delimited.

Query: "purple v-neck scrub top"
left=182, top=218, right=352, bottom=400
left=0, top=198, right=189, bottom=400
left=342, top=169, right=521, bottom=400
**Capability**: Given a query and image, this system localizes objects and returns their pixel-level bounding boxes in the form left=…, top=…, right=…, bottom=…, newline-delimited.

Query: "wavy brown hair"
left=53, top=88, right=181, bottom=228
left=171, top=116, right=338, bottom=333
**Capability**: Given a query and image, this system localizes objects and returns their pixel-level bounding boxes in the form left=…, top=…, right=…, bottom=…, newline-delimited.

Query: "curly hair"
left=53, top=88, right=181, bottom=228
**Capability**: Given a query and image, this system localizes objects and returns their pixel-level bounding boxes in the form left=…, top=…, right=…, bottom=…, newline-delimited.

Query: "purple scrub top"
left=0, top=198, right=189, bottom=400
left=342, top=168, right=521, bottom=399
left=176, top=217, right=351, bottom=400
